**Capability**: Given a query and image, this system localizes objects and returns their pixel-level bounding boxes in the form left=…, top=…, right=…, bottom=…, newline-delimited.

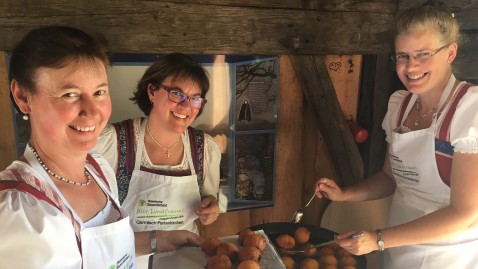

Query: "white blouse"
left=382, top=79, right=478, bottom=154
left=93, top=117, right=221, bottom=199
left=0, top=155, right=119, bottom=269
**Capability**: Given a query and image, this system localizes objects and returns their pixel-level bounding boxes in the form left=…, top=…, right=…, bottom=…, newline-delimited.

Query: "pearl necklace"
left=29, top=144, right=92, bottom=186
left=415, top=98, right=437, bottom=126
left=146, top=123, right=179, bottom=158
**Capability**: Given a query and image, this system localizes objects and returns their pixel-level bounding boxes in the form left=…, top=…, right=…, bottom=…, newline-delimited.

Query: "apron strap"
left=86, top=154, right=109, bottom=188
left=86, top=154, right=125, bottom=219
left=436, top=83, right=474, bottom=141
left=434, top=82, right=475, bottom=185
left=396, top=92, right=413, bottom=128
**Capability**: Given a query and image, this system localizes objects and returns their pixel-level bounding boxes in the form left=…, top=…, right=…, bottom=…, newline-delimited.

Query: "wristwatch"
left=376, top=229, right=385, bottom=251
left=150, top=230, right=158, bottom=253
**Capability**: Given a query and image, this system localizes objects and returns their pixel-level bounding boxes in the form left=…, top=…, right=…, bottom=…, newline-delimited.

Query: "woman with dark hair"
left=0, top=26, right=202, bottom=268
left=94, top=53, right=221, bottom=268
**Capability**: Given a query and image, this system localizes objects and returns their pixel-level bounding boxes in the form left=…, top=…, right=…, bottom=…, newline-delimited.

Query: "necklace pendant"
left=415, top=121, right=419, bottom=126
left=165, top=150, right=170, bottom=158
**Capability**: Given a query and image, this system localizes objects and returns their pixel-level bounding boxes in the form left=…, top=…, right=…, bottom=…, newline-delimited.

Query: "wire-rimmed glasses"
left=391, top=44, right=450, bottom=64
left=157, top=84, right=207, bottom=109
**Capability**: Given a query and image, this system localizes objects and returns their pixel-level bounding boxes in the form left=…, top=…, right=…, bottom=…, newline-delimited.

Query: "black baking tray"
left=249, top=222, right=367, bottom=269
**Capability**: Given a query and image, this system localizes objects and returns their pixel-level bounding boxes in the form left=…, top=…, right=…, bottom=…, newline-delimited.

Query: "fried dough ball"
left=339, top=256, right=358, bottom=266
left=238, top=246, right=262, bottom=262
left=206, top=254, right=232, bottom=269
left=275, top=234, right=295, bottom=249
left=237, top=260, right=261, bottom=269
left=294, top=226, right=311, bottom=245
left=319, top=254, right=338, bottom=266
left=300, top=242, right=318, bottom=257
left=216, top=242, right=239, bottom=262
left=281, top=256, right=296, bottom=269
left=243, top=234, right=267, bottom=252
left=322, top=265, right=338, bottom=269
left=201, top=237, right=222, bottom=257
left=300, top=257, right=319, bottom=269
left=238, top=229, right=256, bottom=245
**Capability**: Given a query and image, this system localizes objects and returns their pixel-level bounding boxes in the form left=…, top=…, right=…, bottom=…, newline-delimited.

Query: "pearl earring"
left=22, top=114, right=29, bottom=120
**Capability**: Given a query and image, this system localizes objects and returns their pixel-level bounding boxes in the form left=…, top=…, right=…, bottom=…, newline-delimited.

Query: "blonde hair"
left=395, top=6, right=461, bottom=46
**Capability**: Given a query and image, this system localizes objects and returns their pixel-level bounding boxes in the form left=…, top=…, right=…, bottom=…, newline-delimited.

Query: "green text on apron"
left=385, top=78, right=478, bottom=269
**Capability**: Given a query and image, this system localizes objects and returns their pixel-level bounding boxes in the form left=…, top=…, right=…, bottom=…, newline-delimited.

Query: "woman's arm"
left=337, top=152, right=478, bottom=255
left=378, top=152, right=478, bottom=248
left=342, top=147, right=396, bottom=201
left=195, top=134, right=221, bottom=224
left=316, top=145, right=396, bottom=202
left=202, top=134, right=221, bottom=198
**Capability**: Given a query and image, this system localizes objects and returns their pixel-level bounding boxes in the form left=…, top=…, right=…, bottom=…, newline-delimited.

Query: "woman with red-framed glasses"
left=93, top=52, right=221, bottom=268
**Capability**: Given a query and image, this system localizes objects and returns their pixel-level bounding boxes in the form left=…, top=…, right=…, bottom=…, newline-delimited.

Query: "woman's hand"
left=196, top=195, right=220, bottom=225
left=314, top=178, right=346, bottom=201
left=156, top=230, right=204, bottom=252
left=335, top=230, right=379, bottom=256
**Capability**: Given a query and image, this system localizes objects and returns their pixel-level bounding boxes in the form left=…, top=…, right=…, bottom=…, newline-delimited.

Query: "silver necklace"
left=415, top=98, right=437, bottom=126
left=146, top=123, right=179, bottom=158
left=29, top=143, right=92, bottom=186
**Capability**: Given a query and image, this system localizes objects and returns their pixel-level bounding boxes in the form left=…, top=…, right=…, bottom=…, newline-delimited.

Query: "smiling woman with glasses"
left=314, top=5, right=478, bottom=269
left=92, top=52, right=221, bottom=269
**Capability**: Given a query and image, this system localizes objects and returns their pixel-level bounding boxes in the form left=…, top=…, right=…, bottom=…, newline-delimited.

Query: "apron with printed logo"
left=121, top=119, right=202, bottom=269
left=24, top=146, right=136, bottom=269
left=384, top=79, right=478, bottom=269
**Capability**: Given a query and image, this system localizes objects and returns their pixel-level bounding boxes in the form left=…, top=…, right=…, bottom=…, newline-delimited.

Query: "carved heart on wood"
left=328, top=62, right=342, bottom=71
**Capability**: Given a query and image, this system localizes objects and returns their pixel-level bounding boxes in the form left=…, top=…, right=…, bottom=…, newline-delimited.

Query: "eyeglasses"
left=157, top=84, right=207, bottom=109
left=391, top=44, right=450, bottom=64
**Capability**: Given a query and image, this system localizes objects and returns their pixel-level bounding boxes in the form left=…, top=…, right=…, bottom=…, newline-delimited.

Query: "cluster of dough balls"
left=275, top=226, right=359, bottom=269
left=202, top=228, right=266, bottom=269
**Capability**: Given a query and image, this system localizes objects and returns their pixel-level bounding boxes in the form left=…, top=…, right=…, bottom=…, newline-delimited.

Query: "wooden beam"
left=289, top=55, right=364, bottom=186
left=0, top=0, right=394, bottom=54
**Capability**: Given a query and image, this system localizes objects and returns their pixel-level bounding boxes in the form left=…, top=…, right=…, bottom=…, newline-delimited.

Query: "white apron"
left=384, top=79, right=478, bottom=269
left=24, top=146, right=136, bottom=269
left=121, top=119, right=202, bottom=268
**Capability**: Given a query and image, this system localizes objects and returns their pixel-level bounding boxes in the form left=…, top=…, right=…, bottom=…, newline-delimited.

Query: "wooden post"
left=289, top=55, right=364, bottom=186
left=0, top=52, right=17, bottom=169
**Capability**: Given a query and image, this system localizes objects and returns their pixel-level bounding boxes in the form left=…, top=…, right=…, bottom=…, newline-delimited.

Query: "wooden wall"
left=1, top=0, right=477, bottom=65
left=0, top=0, right=396, bottom=55
left=199, top=55, right=364, bottom=237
